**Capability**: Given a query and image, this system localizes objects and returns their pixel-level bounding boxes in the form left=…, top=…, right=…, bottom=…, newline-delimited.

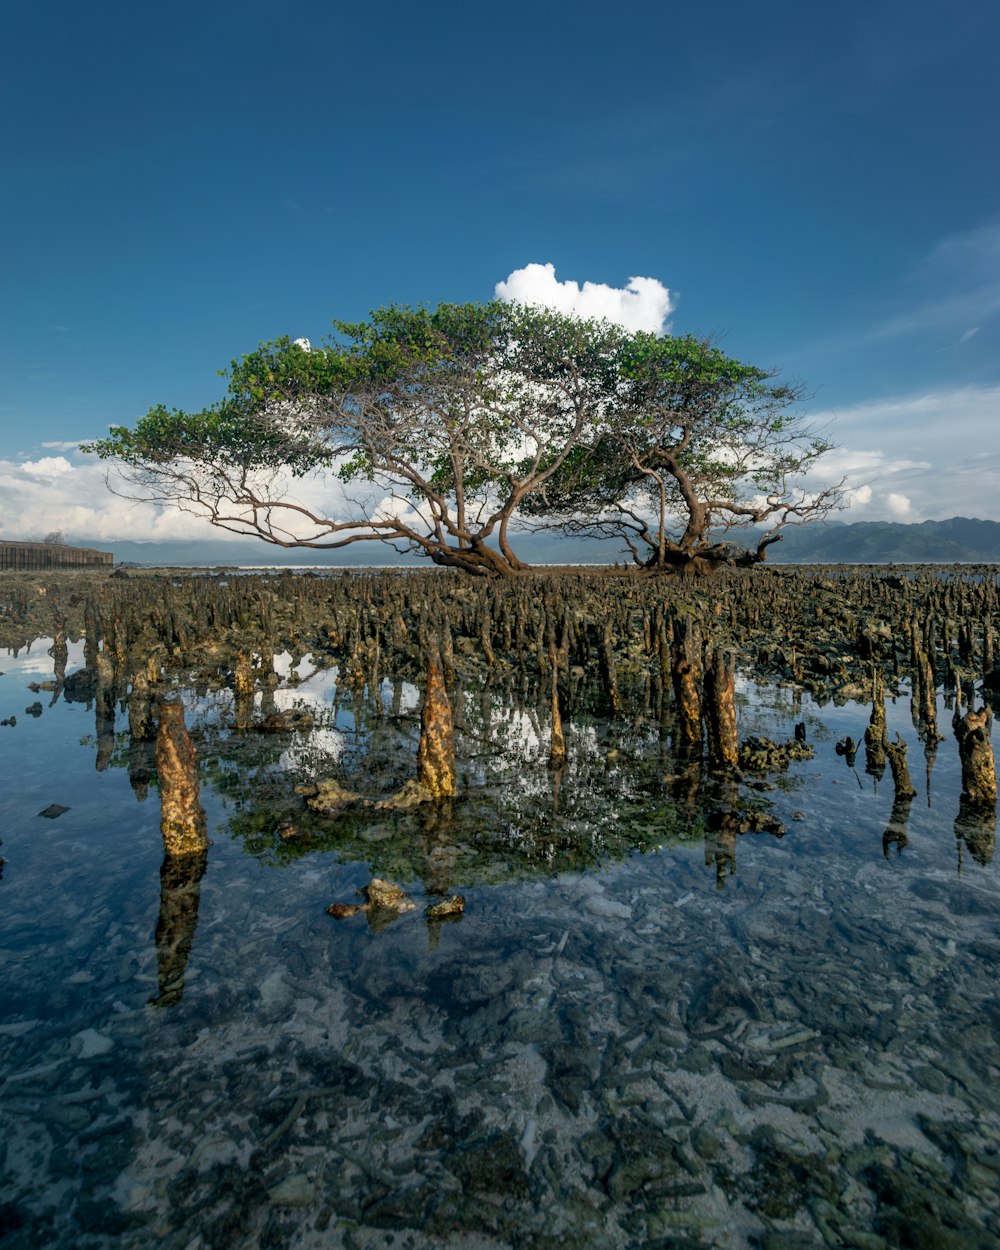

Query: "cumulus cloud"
left=496, top=263, right=674, bottom=334
left=20, top=456, right=74, bottom=477
left=41, top=440, right=89, bottom=452
left=887, top=492, right=912, bottom=517
left=0, top=455, right=214, bottom=541
left=0, top=450, right=368, bottom=547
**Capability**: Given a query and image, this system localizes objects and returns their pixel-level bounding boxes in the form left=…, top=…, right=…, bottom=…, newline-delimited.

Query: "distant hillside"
left=768, top=517, right=1000, bottom=564
left=64, top=517, right=1000, bottom=568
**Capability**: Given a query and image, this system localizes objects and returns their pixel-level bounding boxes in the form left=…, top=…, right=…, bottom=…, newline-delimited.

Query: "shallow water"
left=1, top=640, right=998, bottom=1249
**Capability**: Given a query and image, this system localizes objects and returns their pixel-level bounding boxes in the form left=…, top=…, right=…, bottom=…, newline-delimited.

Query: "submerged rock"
left=364, top=878, right=414, bottom=910
left=427, top=894, right=465, bottom=920
left=327, top=878, right=417, bottom=926
left=739, top=735, right=815, bottom=772
left=373, top=779, right=435, bottom=810
left=300, top=778, right=362, bottom=813
left=257, top=708, right=314, bottom=733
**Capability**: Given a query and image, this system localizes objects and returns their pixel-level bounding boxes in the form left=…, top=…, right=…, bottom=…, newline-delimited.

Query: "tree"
left=85, top=303, right=840, bottom=576
left=85, top=302, right=632, bottom=577
left=519, top=333, right=842, bottom=573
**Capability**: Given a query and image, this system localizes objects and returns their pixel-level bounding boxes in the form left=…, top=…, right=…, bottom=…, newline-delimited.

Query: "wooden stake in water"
left=954, top=707, right=997, bottom=809
left=549, top=644, right=566, bottom=768
left=671, top=616, right=702, bottom=756
left=417, top=646, right=456, bottom=799
left=156, top=700, right=208, bottom=855
left=704, top=646, right=738, bottom=769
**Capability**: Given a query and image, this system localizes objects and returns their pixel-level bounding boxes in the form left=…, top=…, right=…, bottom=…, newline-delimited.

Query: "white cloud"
left=41, top=440, right=88, bottom=452
left=802, top=383, right=1000, bottom=522
left=496, top=262, right=674, bottom=334
left=0, top=451, right=369, bottom=546
left=20, top=456, right=73, bottom=477
left=887, top=492, right=912, bottom=517
left=809, top=384, right=1000, bottom=441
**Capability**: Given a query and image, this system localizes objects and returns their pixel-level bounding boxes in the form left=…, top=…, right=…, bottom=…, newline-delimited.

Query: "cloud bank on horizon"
left=5, top=388, right=998, bottom=544
left=496, top=263, right=674, bottom=335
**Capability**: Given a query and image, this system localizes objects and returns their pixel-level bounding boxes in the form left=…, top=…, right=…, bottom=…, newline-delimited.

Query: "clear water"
left=1, top=640, right=998, bottom=1249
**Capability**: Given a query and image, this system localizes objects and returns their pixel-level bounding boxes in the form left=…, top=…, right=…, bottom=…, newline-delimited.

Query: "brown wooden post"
left=704, top=646, right=738, bottom=769
left=128, top=671, right=153, bottom=741
left=600, top=621, right=622, bottom=716
left=671, top=616, right=702, bottom=755
left=954, top=707, right=997, bottom=808
left=864, top=670, right=888, bottom=778
left=548, top=644, right=566, bottom=768
left=233, top=650, right=254, bottom=731
left=417, top=646, right=456, bottom=798
left=156, top=700, right=209, bottom=855
left=94, top=650, right=115, bottom=773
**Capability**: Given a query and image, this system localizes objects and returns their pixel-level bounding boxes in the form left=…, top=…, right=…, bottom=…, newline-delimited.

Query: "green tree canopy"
left=520, top=332, right=842, bottom=571
left=84, top=302, right=840, bottom=575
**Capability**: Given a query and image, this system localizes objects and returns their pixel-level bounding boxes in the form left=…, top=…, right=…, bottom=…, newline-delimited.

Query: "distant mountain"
left=68, top=532, right=610, bottom=569
left=67, top=517, right=1000, bottom=568
left=768, top=517, right=1000, bottom=564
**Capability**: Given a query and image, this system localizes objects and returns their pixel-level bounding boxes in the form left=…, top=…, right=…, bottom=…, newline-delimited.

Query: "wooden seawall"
left=0, top=541, right=113, bottom=570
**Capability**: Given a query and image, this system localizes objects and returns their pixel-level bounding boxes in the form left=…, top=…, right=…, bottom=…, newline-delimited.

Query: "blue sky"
left=2, top=0, right=998, bottom=541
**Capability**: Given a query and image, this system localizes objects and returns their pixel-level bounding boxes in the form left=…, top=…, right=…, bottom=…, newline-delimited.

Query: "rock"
left=584, top=894, right=632, bottom=920
left=75, top=1028, right=113, bottom=1058
left=327, top=879, right=416, bottom=925
left=40, top=1099, right=91, bottom=1132
left=427, top=895, right=465, bottom=920
left=257, top=708, right=314, bottom=733
left=373, top=779, right=434, bottom=810
left=268, top=1172, right=315, bottom=1207
left=739, top=735, right=814, bottom=772
left=62, top=668, right=97, bottom=701
left=364, top=878, right=412, bottom=909
left=300, top=778, right=361, bottom=813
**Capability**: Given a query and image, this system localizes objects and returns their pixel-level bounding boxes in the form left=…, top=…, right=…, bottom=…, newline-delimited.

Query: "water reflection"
left=882, top=795, right=913, bottom=858
left=149, top=850, right=208, bottom=1007
left=3, top=628, right=996, bottom=896
left=1, top=620, right=999, bottom=1249
left=955, top=795, right=996, bottom=868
